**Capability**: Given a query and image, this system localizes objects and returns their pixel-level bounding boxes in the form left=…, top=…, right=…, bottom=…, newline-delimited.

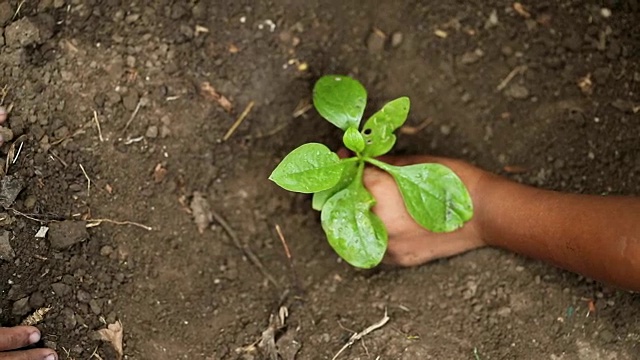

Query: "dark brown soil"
left=1, top=0, right=639, bottom=359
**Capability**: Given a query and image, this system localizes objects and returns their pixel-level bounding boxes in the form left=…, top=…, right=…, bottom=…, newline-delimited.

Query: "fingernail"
left=44, top=353, right=57, bottom=360
left=29, top=331, right=41, bottom=344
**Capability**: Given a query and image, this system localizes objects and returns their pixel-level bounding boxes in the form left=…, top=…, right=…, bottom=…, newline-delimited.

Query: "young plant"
left=269, top=75, right=473, bottom=268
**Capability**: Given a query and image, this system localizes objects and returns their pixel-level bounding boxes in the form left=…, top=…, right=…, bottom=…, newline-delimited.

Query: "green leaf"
left=361, top=97, right=410, bottom=157
left=370, top=160, right=473, bottom=233
left=312, top=159, right=359, bottom=211
left=343, top=127, right=365, bottom=153
left=321, top=179, right=388, bottom=268
left=313, top=75, right=367, bottom=130
left=269, top=143, right=345, bottom=193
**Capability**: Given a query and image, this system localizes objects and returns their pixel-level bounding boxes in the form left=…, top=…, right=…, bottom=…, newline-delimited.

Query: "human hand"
left=362, top=154, right=489, bottom=266
left=0, top=326, right=57, bottom=360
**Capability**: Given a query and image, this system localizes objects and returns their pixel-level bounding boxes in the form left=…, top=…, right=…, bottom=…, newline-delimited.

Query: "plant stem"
left=341, top=157, right=360, bottom=165
left=364, top=157, right=392, bottom=171
left=355, top=159, right=365, bottom=184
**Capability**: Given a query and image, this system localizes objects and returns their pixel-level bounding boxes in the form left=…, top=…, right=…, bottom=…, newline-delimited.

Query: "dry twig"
left=0, top=85, right=9, bottom=105
left=496, top=65, right=528, bottom=92
left=79, top=164, right=91, bottom=195
left=211, top=209, right=279, bottom=288
left=86, top=218, right=152, bottom=231
left=122, top=99, right=143, bottom=134
left=12, top=141, right=24, bottom=164
left=275, top=224, right=303, bottom=293
left=223, top=101, right=255, bottom=141
left=332, top=309, right=390, bottom=360
left=93, top=110, right=104, bottom=142
left=12, top=0, right=25, bottom=20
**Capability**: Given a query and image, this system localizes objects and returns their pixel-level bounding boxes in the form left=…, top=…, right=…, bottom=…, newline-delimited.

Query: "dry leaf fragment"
left=190, top=192, right=212, bottom=234
left=97, top=321, right=124, bottom=360
left=513, top=2, right=531, bottom=18
left=21, top=307, right=52, bottom=326
left=200, top=82, right=233, bottom=113
left=577, top=73, right=593, bottom=95
left=153, top=163, right=167, bottom=183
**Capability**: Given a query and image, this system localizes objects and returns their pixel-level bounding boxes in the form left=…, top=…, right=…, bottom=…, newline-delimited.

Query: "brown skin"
left=364, top=154, right=640, bottom=292
left=0, top=326, right=57, bottom=360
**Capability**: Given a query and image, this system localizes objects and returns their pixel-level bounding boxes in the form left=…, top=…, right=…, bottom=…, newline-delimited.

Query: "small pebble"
left=391, top=32, right=403, bottom=48
left=100, top=245, right=114, bottom=257
left=600, top=8, right=612, bottom=18
left=76, top=290, right=92, bottom=303
left=12, top=297, right=31, bottom=316
left=145, top=125, right=158, bottom=138
left=28, top=291, right=46, bottom=308
left=504, top=84, right=530, bottom=100
left=366, top=29, right=386, bottom=53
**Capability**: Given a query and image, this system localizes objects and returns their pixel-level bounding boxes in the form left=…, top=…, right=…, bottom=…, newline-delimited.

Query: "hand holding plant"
left=270, top=75, right=474, bottom=268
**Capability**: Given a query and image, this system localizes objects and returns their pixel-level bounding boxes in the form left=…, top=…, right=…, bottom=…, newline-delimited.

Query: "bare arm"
left=364, top=155, right=640, bottom=292
left=479, top=175, right=640, bottom=291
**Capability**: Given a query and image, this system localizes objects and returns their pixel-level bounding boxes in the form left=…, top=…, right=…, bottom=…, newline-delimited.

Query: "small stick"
left=496, top=65, right=527, bottom=92
left=48, top=150, right=68, bottom=167
left=8, top=208, right=64, bottom=222
left=122, top=99, right=143, bottom=133
left=86, top=218, right=152, bottom=231
left=332, top=309, right=390, bottom=360
left=211, top=209, right=279, bottom=288
left=93, top=110, right=104, bottom=142
left=275, top=224, right=303, bottom=293
left=12, top=141, right=24, bottom=164
left=89, top=346, right=105, bottom=360
left=9, top=209, right=46, bottom=223
left=0, top=85, right=9, bottom=105
left=79, top=164, right=91, bottom=195
left=12, top=0, right=25, bottom=20
left=223, top=101, right=255, bottom=141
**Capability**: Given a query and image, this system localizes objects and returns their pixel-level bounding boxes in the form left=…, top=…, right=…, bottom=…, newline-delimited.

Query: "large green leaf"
left=269, top=143, right=344, bottom=193
left=361, top=97, right=410, bottom=157
left=313, top=75, right=367, bottom=130
left=312, top=159, right=359, bottom=211
left=370, top=160, right=473, bottom=233
left=320, top=180, right=388, bottom=268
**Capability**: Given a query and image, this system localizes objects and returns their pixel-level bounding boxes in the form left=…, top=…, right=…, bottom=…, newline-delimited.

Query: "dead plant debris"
left=96, top=320, right=124, bottom=360
left=200, top=81, right=233, bottom=113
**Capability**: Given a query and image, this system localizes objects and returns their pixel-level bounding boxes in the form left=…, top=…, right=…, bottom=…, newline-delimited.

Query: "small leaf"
left=321, top=180, right=388, bottom=268
left=343, top=127, right=365, bottom=153
left=313, top=75, right=367, bottom=130
left=361, top=97, right=410, bottom=157
left=312, top=160, right=358, bottom=211
left=374, top=161, right=473, bottom=232
left=269, top=143, right=344, bottom=193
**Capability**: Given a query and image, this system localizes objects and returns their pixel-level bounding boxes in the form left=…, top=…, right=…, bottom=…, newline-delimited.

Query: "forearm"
left=478, top=175, right=640, bottom=291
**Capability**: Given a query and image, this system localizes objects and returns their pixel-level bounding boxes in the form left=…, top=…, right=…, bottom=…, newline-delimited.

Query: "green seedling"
left=269, top=75, right=473, bottom=268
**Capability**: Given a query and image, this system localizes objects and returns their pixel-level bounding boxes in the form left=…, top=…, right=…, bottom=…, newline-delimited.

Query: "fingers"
left=382, top=231, right=486, bottom=267
left=0, top=348, right=57, bottom=360
left=0, top=327, right=40, bottom=351
left=0, top=327, right=56, bottom=360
